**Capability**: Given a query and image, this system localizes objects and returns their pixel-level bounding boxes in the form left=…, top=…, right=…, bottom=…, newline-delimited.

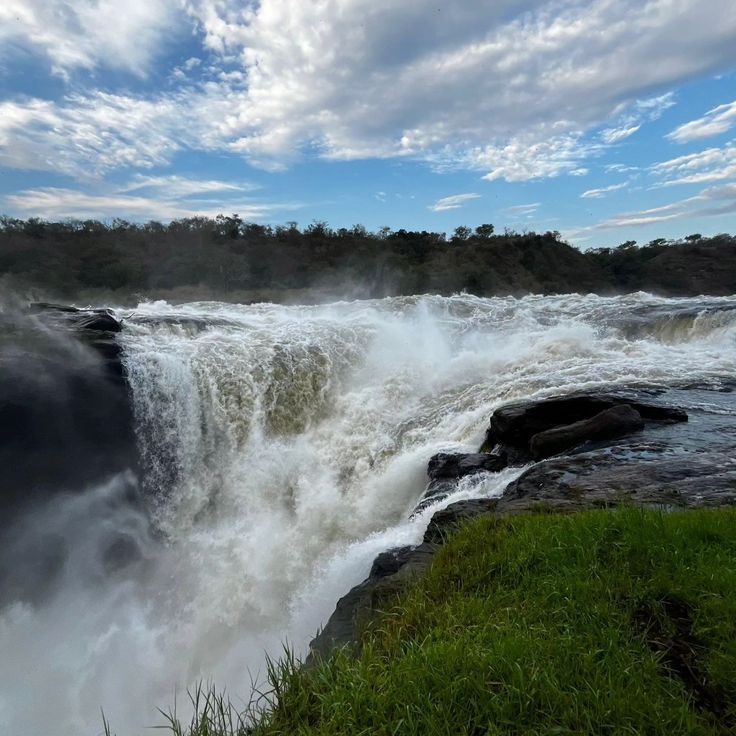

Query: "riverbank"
left=166, top=507, right=736, bottom=735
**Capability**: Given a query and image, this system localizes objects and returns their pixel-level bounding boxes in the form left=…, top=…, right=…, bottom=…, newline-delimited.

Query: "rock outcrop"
left=481, top=391, right=687, bottom=462
left=414, top=451, right=507, bottom=513
left=309, top=385, right=735, bottom=663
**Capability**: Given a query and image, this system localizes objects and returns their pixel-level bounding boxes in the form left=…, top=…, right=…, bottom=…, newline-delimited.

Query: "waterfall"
left=2, top=293, right=736, bottom=735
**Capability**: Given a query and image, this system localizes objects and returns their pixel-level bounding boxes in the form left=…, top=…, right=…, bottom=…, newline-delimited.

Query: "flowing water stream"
left=2, top=293, right=736, bottom=735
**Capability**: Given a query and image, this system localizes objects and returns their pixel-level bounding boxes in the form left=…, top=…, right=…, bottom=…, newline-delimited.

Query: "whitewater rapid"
left=2, top=292, right=736, bottom=735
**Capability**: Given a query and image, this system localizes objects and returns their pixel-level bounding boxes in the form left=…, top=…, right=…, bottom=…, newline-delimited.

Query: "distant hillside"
left=1, top=216, right=734, bottom=302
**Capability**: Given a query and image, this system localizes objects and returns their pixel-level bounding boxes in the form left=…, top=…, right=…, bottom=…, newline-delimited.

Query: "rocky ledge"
left=309, top=385, right=736, bottom=662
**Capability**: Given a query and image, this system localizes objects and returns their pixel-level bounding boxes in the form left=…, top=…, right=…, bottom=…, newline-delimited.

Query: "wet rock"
left=312, top=386, right=730, bottom=663
left=428, top=451, right=508, bottom=479
left=29, top=303, right=122, bottom=333
left=369, top=546, right=416, bottom=578
left=529, top=404, right=644, bottom=460
left=482, top=391, right=687, bottom=462
left=308, top=543, right=437, bottom=663
left=423, top=498, right=499, bottom=544
left=499, top=449, right=736, bottom=514
left=413, top=451, right=507, bottom=514
left=29, top=303, right=125, bottom=378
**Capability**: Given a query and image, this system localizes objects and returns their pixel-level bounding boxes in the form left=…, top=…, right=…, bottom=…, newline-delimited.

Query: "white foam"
left=2, top=292, right=736, bottom=734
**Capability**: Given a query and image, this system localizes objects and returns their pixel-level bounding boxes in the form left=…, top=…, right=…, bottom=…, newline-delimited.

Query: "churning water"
left=2, top=292, right=736, bottom=735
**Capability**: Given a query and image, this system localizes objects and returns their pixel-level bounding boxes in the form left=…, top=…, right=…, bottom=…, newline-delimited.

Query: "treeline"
left=1, top=215, right=735, bottom=301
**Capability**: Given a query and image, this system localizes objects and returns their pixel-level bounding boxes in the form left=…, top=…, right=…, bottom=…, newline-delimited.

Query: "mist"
left=2, top=293, right=736, bottom=734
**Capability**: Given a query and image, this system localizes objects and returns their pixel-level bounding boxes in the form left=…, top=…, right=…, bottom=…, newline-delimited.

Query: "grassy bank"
left=165, top=508, right=736, bottom=735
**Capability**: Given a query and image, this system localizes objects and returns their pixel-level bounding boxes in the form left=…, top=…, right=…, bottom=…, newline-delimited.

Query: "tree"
left=452, top=226, right=472, bottom=241
left=474, top=223, right=494, bottom=239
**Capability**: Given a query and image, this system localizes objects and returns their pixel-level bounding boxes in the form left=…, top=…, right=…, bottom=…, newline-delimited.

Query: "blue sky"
left=1, top=0, right=735, bottom=248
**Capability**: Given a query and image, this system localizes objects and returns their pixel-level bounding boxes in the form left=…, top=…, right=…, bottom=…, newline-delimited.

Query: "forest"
left=1, top=215, right=734, bottom=302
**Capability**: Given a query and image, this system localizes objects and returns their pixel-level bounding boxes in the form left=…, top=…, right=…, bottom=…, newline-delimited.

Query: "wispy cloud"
left=0, top=0, right=179, bottom=76
left=119, top=174, right=257, bottom=198
left=502, top=203, right=540, bottom=217
left=667, top=100, right=736, bottom=143
left=605, top=163, right=639, bottom=174
left=429, top=193, right=481, bottom=212
left=1, top=178, right=297, bottom=221
left=573, top=183, right=736, bottom=232
left=600, top=125, right=640, bottom=144
left=580, top=182, right=628, bottom=198
left=651, top=142, right=736, bottom=186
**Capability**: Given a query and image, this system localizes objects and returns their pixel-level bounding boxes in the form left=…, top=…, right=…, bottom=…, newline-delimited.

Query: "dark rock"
left=30, top=303, right=122, bottom=333
left=423, top=498, right=499, bottom=545
left=28, top=303, right=125, bottom=380
left=412, top=451, right=508, bottom=514
left=311, top=386, right=729, bottom=664
left=308, top=542, right=438, bottom=663
left=428, top=451, right=507, bottom=479
left=530, top=404, right=644, bottom=460
left=369, top=546, right=416, bottom=578
left=483, top=391, right=687, bottom=462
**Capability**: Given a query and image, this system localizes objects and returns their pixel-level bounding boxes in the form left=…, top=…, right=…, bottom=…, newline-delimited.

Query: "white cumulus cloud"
left=0, top=0, right=180, bottom=76
left=1, top=0, right=736, bottom=182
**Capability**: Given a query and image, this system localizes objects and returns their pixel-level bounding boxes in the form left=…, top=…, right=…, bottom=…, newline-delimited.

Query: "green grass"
left=161, top=508, right=736, bottom=735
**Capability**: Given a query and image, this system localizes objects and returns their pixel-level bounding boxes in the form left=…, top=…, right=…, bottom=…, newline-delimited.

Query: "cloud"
left=599, top=93, right=674, bottom=144
left=0, top=93, right=193, bottom=177
left=574, top=183, right=736, bottom=231
left=600, top=125, right=641, bottom=144
left=2, top=0, right=736, bottom=181
left=502, top=203, right=540, bottom=217
left=580, top=182, right=628, bottom=198
left=429, top=193, right=481, bottom=212
left=470, top=132, right=601, bottom=182
left=651, top=142, right=736, bottom=186
left=119, top=174, right=257, bottom=198
left=1, top=178, right=297, bottom=221
left=605, top=163, right=639, bottom=174
left=667, top=100, right=736, bottom=143
left=0, top=0, right=180, bottom=76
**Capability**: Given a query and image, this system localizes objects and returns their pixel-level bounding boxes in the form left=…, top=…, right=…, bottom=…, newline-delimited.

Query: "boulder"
left=529, top=404, right=644, bottom=460
left=29, top=303, right=125, bottom=379
left=482, top=391, right=687, bottom=462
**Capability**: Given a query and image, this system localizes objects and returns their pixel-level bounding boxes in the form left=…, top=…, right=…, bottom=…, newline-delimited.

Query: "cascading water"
left=2, top=292, right=736, bottom=735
